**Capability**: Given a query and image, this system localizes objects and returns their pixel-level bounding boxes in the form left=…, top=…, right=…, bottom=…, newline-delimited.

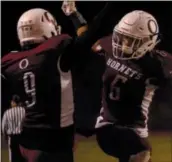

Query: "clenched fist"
left=61, top=0, right=77, bottom=16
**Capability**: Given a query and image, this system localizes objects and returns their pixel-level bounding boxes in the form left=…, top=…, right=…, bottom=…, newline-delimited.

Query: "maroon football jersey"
left=1, top=2, right=116, bottom=130
left=99, top=35, right=171, bottom=128
left=2, top=34, right=76, bottom=129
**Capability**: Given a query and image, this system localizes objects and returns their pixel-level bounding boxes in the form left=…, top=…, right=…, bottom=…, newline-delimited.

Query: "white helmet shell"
left=17, top=8, right=61, bottom=46
left=112, top=10, right=160, bottom=60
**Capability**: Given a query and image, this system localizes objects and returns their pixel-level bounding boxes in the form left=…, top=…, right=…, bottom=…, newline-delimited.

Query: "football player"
left=1, top=2, right=114, bottom=162
left=63, top=2, right=172, bottom=162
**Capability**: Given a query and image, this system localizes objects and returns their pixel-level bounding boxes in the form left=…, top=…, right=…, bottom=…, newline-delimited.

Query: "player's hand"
left=61, top=0, right=77, bottom=16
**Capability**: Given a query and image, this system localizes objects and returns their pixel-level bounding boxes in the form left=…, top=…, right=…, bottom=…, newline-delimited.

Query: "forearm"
left=69, top=11, right=102, bottom=51
left=63, top=2, right=113, bottom=69
left=69, top=11, right=87, bottom=36
left=75, top=2, right=113, bottom=50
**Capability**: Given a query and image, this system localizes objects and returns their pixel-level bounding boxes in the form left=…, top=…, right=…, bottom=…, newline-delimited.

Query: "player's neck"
left=21, top=43, right=41, bottom=51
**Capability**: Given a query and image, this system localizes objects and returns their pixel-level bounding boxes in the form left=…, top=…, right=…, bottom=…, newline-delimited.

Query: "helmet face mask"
left=112, top=10, right=160, bottom=60
left=17, top=8, right=61, bottom=47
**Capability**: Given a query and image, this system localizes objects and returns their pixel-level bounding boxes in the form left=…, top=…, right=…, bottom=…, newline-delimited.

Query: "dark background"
left=1, top=1, right=172, bottom=131
left=2, top=1, right=172, bottom=54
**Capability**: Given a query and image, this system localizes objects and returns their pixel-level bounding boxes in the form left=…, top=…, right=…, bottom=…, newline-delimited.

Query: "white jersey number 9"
left=23, top=72, right=36, bottom=107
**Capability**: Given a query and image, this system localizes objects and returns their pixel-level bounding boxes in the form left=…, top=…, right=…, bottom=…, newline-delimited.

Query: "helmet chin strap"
left=154, top=38, right=161, bottom=47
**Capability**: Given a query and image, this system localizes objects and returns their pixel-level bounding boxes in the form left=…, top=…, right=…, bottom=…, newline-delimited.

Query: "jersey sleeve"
left=152, top=50, right=172, bottom=104
left=69, top=9, right=104, bottom=53
left=73, top=2, right=113, bottom=50
left=69, top=11, right=88, bottom=36
left=154, top=50, right=172, bottom=87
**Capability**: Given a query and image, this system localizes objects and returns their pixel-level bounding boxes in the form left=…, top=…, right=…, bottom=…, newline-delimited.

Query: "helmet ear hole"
left=51, top=31, right=55, bottom=36
left=43, top=35, right=48, bottom=40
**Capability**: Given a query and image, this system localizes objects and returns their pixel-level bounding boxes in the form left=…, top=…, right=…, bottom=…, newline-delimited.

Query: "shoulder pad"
left=2, top=53, right=13, bottom=63
left=153, top=49, right=172, bottom=78
left=154, top=49, right=172, bottom=58
left=2, top=50, right=19, bottom=62
left=2, top=50, right=19, bottom=61
left=99, top=34, right=112, bottom=54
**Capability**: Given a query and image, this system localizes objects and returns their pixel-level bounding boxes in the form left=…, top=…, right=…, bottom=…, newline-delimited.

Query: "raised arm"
left=61, top=2, right=113, bottom=70
left=62, top=1, right=113, bottom=49
left=62, top=0, right=103, bottom=53
left=73, top=2, right=113, bottom=49
left=61, top=1, right=87, bottom=36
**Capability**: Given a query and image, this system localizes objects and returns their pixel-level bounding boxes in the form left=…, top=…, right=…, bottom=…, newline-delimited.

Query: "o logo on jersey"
left=19, top=59, right=29, bottom=69
left=148, top=20, right=158, bottom=34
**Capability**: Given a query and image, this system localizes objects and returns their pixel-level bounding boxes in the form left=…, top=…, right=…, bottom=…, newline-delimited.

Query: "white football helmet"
left=112, top=10, right=160, bottom=60
left=17, top=8, right=61, bottom=46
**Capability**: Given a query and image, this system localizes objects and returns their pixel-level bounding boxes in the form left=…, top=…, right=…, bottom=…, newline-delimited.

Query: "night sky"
left=2, top=1, right=172, bottom=55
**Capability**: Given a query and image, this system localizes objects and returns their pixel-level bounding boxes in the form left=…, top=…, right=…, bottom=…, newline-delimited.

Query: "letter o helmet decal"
left=148, top=19, right=158, bottom=34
